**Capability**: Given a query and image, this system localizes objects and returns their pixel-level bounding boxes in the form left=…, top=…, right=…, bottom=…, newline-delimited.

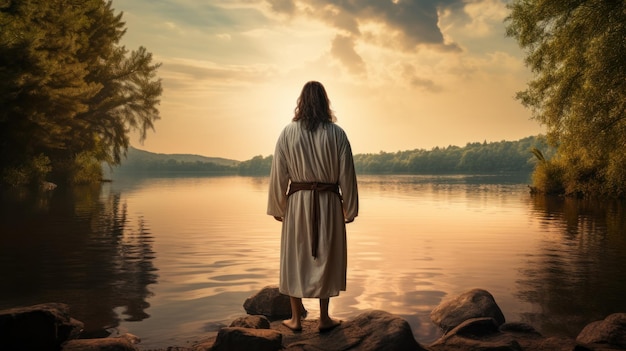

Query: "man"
left=267, top=81, right=359, bottom=332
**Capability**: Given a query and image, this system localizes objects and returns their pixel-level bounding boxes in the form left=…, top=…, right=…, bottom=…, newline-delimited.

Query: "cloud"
left=408, top=75, right=441, bottom=92
left=401, top=63, right=442, bottom=92
left=266, top=0, right=296, bottom=15
left=267, top=0, right=465, bottom=51
left=356, top=0, right=453, bottom=48
left=122, top=0, right=270, bottom=33
left=259, top=0, right=468, bottom=82
left=164, top=21, right=185, bottom=35
left=330, top=34, right=366, bottom=75
left=462, top=0, right=509, bottom=37
left=120, top=0, right=521, bottom=96
left=308, top=3, right=361, bottom=35
left=159, top=58, right=276, bottom=92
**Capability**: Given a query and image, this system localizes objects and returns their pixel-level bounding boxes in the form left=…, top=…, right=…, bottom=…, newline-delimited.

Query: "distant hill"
left=124, top=146, right=240, bottom=166
left=104, top=147, right=241, bottom=177
left=106, top=135, right=553, bottom=178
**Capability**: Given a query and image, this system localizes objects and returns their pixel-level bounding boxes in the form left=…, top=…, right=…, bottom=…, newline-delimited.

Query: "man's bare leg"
left=318, top=297, right=341, bottom=331
left=282, top=296, right=302, bottom=331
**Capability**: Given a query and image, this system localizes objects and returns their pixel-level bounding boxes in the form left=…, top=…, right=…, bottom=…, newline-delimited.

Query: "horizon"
left=117, top=1, right=545, bottom=161
left=130, top=133, right=543, bottom=162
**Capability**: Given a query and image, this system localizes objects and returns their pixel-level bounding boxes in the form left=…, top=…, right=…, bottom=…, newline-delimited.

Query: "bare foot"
left=318, top=318, right=342, bottom=332
left=282, top=318, right=302, bottom=332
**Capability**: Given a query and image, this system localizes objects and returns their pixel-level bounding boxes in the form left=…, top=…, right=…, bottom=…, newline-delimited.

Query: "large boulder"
left=577, top=313, right=626, bottom=349
left=0, top=303, right=83, bottom=351
left=339, top=310, right=426, bottom=351
left=429, top=317, right=522, bottom=351
left=62, top=335, right=140, bottom=351
left=429, top=317, right=579, bottom=351
left=243, top=285, right=306, bottom=319
left=209, top=327, right=282, bottom=351
left=430, top=288, right=505, bottom=333
left=229, top=315, right=271, bottom=329
left=280, top=310, right=427, bottom=351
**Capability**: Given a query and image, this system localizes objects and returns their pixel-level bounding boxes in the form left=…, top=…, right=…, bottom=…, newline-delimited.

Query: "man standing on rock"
left=267, top=81, right=359, bottom=332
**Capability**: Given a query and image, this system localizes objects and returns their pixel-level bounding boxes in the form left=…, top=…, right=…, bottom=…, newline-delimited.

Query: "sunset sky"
left=116, top=0, right=544, bottom=161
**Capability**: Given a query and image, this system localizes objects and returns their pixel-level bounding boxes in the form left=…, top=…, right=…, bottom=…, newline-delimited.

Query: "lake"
left=1, top=174, right=626, bottom=349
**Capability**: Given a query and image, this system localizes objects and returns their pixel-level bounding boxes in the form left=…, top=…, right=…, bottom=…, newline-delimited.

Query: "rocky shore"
left=2, top=286, right=626, bottom=351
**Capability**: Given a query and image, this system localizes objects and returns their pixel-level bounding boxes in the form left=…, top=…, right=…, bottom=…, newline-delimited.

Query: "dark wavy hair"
left=293, top=81, right=336, bottom=131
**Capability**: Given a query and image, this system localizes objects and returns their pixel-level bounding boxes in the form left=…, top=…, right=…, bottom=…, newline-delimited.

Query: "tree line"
left=354, top=136, right=552, bottom=174
left=110, top=135, right=554, bottom=177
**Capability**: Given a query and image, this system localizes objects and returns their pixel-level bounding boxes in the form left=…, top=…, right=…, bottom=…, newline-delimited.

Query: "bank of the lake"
left=3, top=287, right=626, bottom=351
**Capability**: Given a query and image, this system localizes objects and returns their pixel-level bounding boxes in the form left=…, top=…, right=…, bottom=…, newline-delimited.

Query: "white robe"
left=267, top=121, right=359, bottom=298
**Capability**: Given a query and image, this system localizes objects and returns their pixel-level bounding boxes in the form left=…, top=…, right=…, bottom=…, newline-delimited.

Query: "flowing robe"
left=267, top=121, right=359, bottom=298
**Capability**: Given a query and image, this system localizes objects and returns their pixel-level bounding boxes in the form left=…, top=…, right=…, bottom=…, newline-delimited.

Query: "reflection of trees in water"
left=247, top=175, right=269, bottom=191
left=96, top=187, right=158, bottom=323
left=0, top=184, right=158, bottom=336
left=518, top=196, right=626, bottom=337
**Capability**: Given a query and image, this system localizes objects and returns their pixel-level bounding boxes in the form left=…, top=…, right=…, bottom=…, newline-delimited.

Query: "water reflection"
left=519, top=196, right=626, bottom=336
left=0, top=184, right=158, bottom=336
left=3, top=175, right=626, bottom=348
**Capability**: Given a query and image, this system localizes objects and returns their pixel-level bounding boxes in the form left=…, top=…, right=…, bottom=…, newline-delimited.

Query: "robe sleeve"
left=338, top=131, right=359, bottom=221
left=267, top=129, right=290, bottom=217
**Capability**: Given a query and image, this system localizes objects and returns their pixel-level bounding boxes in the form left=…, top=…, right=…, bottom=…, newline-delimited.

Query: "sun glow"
left=120, top=0, right=542, bottom=161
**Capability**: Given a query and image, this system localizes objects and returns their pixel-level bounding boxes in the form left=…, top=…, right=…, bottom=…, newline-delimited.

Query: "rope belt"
left=287, top=182, right=340, bottom=259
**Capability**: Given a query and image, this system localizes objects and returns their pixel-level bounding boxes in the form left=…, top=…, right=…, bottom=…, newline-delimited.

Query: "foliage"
left=353, top=136, right=552, bottom=175
left=108, top=136, right=552, bottom=178
left=530, top=150, right=565, bottom=195
left=238, top=155, right=273, bottom=175
left=0, top=0, right=162, bottom=186
left=1, top=154, right=52, bottom=187
left=506, top=0, right=626, bottom=197
left=69, top=152, right=105, bottom=184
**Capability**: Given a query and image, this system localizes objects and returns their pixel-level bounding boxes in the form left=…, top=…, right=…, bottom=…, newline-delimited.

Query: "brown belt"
left=287, top=182, right=340, bottom=259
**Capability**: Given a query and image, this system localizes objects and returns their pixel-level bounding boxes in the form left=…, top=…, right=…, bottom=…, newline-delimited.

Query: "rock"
left=243, top=285, right=306, bottom=319
left=449, top=317, right=501, bottom=338
left=429, top=316, right=582, bottom=351
left=430, top=288, right=505, bottom=333
left=531, top=336, right=578, bottom=351
left=429, top=317, right=519, bottom=350
left=209, top=327, right=282, bottom=351
left=275, top=319, right=363, bottom=351
left=499, top=322, right=542, bottom=336
left=425, top=290, right=591, bottom=351
left=279, top=310, right=427, bottom=351
left=337, top=310, right=426, bottom=351
left=574, top=344, right=626, bottom=351
left=431, top=335, right=523, bottom=351
left=8, top=289, right=626, bottom=351
left=229, top=315, right=271, bottom=329
left=429, top=319, right=584, bottom=351
left=0, top=303, right=84, bottom=351
left=62, top=336, right=139, bottom=351
left=577, top=313, right=626, bottom=349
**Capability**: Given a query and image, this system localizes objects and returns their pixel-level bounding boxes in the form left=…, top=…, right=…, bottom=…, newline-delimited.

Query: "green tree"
left=238, top=155, right=272, bottom=175
left=506, top=1, right=626, bottom=197
left=0, top=0, right=162, bottom=185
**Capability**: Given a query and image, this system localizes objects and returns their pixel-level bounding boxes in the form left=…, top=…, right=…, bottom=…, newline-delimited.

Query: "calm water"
left=1, top=174, right=626, bottom=349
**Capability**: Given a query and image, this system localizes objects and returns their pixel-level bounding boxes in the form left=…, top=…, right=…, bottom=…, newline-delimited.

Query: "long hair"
left=293, top=81, right=336, bottom=131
